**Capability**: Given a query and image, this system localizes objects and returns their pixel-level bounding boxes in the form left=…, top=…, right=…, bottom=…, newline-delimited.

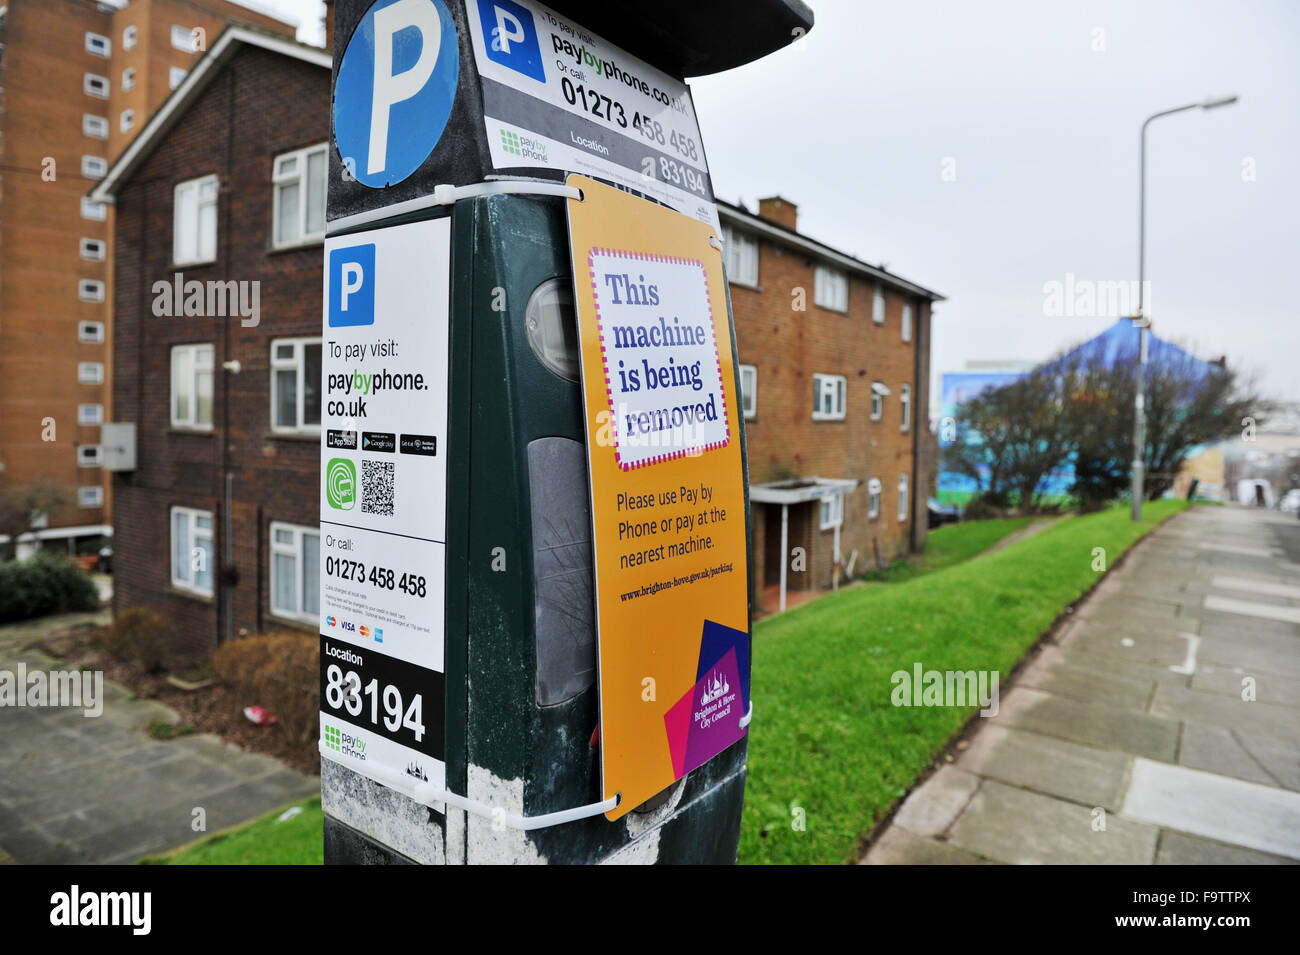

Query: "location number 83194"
left=325, top=664, right=425, bottom=742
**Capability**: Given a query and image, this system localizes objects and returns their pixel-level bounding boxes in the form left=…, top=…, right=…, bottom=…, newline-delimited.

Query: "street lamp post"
left=1131, top=94, right=1238, bottom=522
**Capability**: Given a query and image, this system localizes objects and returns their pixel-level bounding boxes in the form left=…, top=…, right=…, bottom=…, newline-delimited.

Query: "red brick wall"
left=111, top=45, right=329, bottom=663
left=730, top=231, right=930, bottom=607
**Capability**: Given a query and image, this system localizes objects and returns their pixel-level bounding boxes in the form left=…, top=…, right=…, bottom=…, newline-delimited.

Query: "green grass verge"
left=139, top=797, right=323, bottom=865
left=738, top=498, right=1188, bottom=865
left=861, top=517, right=1033, bottom=583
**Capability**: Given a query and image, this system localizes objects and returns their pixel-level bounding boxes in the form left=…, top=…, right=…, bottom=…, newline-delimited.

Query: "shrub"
left=102, top=607, right=168, bottom=673
left=960, top=495, right=1003, bottom=521
left=0, top=551, right=100, bottom=623
left=212, top=633, right=318, bottom=743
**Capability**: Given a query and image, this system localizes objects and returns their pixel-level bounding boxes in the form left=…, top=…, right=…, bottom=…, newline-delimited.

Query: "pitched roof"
left=715, top=198, right=945, bottom=302
left=89, top=24, right=331, bottom=203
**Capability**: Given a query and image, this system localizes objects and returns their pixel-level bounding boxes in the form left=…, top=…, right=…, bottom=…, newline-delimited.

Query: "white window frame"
left=873, top=285, right=886, bottom=324
left=169, top=66, right=188, bottom=90
left=901, top=384, right=911, bottom=432
left=85, top=32, right=111, bottom=57
left=739, top=364, right=757, bottom=419
left=78, top=362, right=104, bottom=385
left=78, top=486, right=104, bottom=509
left=812, top=373, right=847, bottom=421
left=270, top=337, right=323, bottom=434
left=868, top=478, right=882, bottom=519
left=272, top=144, right=328, bottom=249
left=722, top=225, right=759, bottom=288
left=814, top=264, right=848, bottom=312
left=78, top=279, right=105, bottom=303
left=902, top=303, right=913, bottom=342
left=80, top=238, right=106, bottom=262
left=83, top=114, right=109, bottom=140
left=120, top=109, right=135, bottom=133
left=84, top=73, right=110, bottom=99
left=81, top=197, right=107, bottom=221
left=871, top=381, right=890, bottom=422
left=81, top=156, right=107, bottom=179
left=170, top=343, right=214, bottom=430
left=122, top=67, right=136, bottom=91
left=78, top=321, right=105, bottom=343
left=171, top=24, right=197, bottom=53
left=819, top=490, right=844, bottom=531
left=269, top=521, right=320, bottom=624
left=78, top=403, right=104, bottom=426
left=171, top=506, right=214, bottom=597
left=898, top=473, right=909, bottom=521
left=172, top=174, right=218, bottom=266
left=77, top=445, right=103, bottom=467
left=122, top=25, right=138, bottom=50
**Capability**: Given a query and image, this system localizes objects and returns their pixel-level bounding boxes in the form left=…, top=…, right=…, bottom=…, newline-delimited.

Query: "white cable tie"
left=739, top=701, right=753, bottom=729
left=319, top=742, right=618, bottom=830
left=327, top=179, right=583, bottom=234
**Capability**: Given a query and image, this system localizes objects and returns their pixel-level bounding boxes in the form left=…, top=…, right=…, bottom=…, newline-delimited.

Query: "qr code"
left=361, top=459, right=395, bottom=516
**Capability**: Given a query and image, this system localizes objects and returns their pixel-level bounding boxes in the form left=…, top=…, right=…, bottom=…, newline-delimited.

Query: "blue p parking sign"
left=329, top=244, right=376, bottom=327
left=333, top=0, right=460, bottom=189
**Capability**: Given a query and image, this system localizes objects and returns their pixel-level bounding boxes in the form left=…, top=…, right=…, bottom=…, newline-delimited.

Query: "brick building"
left=0, top=0, right=294, bottom=558
left=90, top=13, right=942, bottom=660
left=90, top=25, right=330, bottom=660
left=719, top=197, right=943, bottom=612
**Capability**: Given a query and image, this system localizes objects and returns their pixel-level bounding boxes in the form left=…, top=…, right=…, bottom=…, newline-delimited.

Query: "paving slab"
left=890, top=765, right=980, bottom=837
left=1119, top=758, right=1300, bottom=860
left=955, top=724, right=1132, bottom=810
left=1204, top=594, right=1300, bottom=626
left=1177, top=722, right=1300, bottom=792
left=861, top=826, right=999, bottom=865
left=1156, top=830, right=1298, bottom=866
left=1190, top=664, right=1300, bottom=707
left=993, top=687, right=1180, bottom=762
left=948, top=780, right=1159, bottom=865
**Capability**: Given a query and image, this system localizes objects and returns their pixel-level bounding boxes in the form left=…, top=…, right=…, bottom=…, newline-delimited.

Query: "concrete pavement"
left=864, top=505, right=1300, bottom=865
left=0, top=611, right=317, bottom=863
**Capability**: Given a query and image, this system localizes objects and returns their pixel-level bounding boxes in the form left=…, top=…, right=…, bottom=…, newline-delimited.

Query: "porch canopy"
left=751, top=477, right=860, bottom=611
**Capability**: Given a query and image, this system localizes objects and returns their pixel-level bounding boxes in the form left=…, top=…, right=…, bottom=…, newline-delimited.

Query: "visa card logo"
left=478, top=0, right=544, bottom=82
left=329, top=244, right=376, bottom=327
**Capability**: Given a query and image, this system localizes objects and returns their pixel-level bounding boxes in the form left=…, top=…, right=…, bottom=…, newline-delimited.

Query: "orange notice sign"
left=566, top=175, right=750, bottom=820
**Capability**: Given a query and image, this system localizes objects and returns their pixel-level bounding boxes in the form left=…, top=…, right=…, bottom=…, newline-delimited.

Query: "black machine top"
left=544, top=1, right=815, bottom=78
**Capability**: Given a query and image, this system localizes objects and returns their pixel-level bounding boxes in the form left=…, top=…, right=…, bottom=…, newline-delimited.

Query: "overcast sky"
left=259, top=0, right=1298, bottom=409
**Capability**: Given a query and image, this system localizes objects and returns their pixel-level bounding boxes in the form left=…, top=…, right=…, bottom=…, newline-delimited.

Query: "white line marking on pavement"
left=1204, top=595, right=1300, bottom=625
left=1199, top=543, right=1277, bottom=558
left=1169, top=633, right=1199, bottom=675
left=1211, top=575, right=1300, bottom=600
left=1120, top=758, right=1300, bottom=859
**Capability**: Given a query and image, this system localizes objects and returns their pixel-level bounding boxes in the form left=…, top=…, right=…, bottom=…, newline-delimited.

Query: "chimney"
left=757, top=195, right=798, bottom=231
left=324, top=0, right=335, bottom=51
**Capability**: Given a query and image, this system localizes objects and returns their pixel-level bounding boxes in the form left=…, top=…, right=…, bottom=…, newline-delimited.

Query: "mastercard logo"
left=359, top=625, right=370, bottom=638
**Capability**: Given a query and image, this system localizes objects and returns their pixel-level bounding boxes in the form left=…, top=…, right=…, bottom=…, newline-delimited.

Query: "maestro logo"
left=477, top=0, right=544, bottom=82
left=334, top=0, right=460, bottom=188
left=326, top=457, right=356, bottom=511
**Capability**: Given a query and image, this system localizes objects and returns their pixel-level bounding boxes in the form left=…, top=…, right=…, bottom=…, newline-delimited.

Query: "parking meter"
left=320, top=0, right=813, bottom=865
